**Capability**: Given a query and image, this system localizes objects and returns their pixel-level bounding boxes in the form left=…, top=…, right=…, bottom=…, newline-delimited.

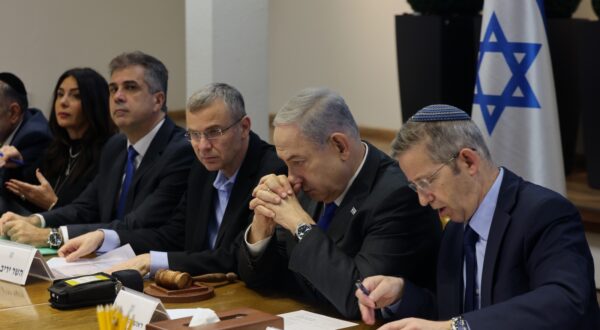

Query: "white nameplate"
left=114, top=287, right=169, bottom=330
left=0, top=240, right=54, bottom=285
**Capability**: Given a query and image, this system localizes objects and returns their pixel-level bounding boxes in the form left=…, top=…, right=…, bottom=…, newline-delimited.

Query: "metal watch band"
left=451, top=316, right=467, bottom=330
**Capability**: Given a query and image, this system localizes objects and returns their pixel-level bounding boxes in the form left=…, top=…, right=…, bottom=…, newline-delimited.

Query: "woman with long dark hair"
left=2, top=68, right=116, bottom=212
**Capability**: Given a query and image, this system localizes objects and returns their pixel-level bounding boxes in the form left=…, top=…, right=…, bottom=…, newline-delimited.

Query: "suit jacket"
left=237, top=143, right=442, bottom=319
left=42, top=117, right=194, bottom=238
left=115, top=131, right=286, bottom=275
left=401, top=169, right=600, bottom=329
left=1, top=108, right=52, bottom=198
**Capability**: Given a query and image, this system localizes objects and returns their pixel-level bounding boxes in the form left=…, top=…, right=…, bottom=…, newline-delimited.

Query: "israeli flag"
left=472, top=0, right=565, bottom=195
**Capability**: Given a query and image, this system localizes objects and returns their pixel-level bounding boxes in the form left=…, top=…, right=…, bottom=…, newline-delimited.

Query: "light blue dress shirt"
left=463, top=167, right=503, bottom=309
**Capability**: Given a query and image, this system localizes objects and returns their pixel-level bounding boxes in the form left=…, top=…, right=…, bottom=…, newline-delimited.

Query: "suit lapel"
left=437, top=223, right=464, bottom=318
left=192, top=171, right=217, bottom=250
left=326, top=142, right=381, bottom=243
left=124, top=118, right=176, bottom=211
left=213, top=133, right=261, bottom=247
left=103, top=136, right=128, bottom=218
left=480, top=169, right=519, bottom=307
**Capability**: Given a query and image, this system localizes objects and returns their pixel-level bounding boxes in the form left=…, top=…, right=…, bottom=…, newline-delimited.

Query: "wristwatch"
left=295, top=223, right=313, bottom=241
left=47, top=228, right=63, bottom=248
left=450, top=316, right=467, bottom=330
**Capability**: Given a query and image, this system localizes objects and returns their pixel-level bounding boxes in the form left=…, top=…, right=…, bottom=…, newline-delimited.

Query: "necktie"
left=463, top=224, right=479, bottom=312
left=317, top=203, right=338, bottom=231
left=116, top=146, right=138, bottom=220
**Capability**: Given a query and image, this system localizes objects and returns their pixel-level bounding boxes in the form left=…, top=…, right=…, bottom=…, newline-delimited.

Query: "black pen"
left=356, top=280, right=379, bottom=308
left=355, top=280, right=371, bottom=296
left=0, top=152, right=24, bottom=166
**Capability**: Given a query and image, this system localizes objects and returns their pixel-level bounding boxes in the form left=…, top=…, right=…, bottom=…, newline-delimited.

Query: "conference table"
left=0, top=276, right=378, bottom=329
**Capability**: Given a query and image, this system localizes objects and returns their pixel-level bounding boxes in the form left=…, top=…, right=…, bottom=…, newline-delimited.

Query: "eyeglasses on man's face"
left=185, top=116, right=244, bottom=142
left=408, top=153, right=458, bottom=194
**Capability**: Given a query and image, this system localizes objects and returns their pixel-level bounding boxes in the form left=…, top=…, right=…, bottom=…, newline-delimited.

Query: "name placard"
left=0, top=240, right=54, bottom=285
left=114, top=287, right=169, bottom=330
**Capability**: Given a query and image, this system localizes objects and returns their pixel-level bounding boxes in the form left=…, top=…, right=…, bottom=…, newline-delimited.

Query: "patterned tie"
left=317, top=203, right=338, bottom=231
left=463, top=224, right=479, bottom=312
left=116, top=146, right=138, bottom=220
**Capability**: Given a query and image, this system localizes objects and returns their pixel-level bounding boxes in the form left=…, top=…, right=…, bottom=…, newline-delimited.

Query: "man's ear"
left=7, top=102, right=23, bottom=124
left=154, top=92, right=166, bottom=112
left=459, top=148, right=480, bottom=175
left=240, top=116, right=251, bottom=138
left=329, top=133, right=351, bottom=160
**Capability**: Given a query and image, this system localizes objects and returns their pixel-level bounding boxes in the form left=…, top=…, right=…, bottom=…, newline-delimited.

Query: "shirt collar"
left=213, top=168, right=239, bottom=191
left=333, top=142, right=369, bottom=206
left=127, top=118, right=165, bottom=162
left=2, top=118, right=23, bottom=146
left=467, top=167, right=504, bottom=241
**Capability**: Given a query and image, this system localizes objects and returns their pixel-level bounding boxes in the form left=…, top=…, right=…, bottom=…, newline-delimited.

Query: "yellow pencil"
left=108, top=305, right=114, bottom=330
left=96, top=305, right=105, bottom=330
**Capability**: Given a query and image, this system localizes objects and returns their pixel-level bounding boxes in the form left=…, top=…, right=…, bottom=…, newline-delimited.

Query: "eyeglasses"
left=408, top=153, right=458, bottom=194
left=185, top=116, right=244, bottom=142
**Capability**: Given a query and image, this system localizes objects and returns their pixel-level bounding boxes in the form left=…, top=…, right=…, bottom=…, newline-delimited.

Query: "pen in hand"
left=356, top=280, right=379, bottom=308
left=0, top=152, right=24, bottom=166
left=355, top=279, right=371, bottom=296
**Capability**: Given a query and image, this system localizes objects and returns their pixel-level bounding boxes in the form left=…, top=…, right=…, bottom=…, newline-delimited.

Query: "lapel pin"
left=350, top=207, right=357, bottom=215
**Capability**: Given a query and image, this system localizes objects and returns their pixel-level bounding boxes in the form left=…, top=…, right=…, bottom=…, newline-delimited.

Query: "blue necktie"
left=116, top=146, right=138, bottom=220
left=317, top=203, right=337, bottom=231
left=463, top=224, right=479, bottom=312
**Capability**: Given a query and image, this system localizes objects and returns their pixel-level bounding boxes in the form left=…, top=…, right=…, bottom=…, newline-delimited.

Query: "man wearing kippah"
left=0, top=72, right=52, bottom=212
left=355, top=105, right=600, bottom=329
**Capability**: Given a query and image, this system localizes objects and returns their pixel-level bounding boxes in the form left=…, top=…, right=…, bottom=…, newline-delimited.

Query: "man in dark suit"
left=0, top=72, right=52, bottom=211
left=57, top=83, right=286, bottom=277
left=356, top=105, right=600, bottom=330
left=238, top=87, right=442, bottom=319
left=0, top=51, right=193, bottom=248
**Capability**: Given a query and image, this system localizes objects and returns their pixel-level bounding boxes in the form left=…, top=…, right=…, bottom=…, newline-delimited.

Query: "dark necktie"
left=116, top=146, right=138, bottom=220
left=463, top=224, right=479, bottom=313
left=317, top=203, right=337, bottom=231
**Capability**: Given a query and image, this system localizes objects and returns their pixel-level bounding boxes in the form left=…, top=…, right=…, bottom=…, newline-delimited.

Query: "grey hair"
left=109, top=51, right=169, bottom=112
left=186, top=83, right=246, bottom=119
left=274, top=87, right=359, bottom=146
left=391, top=119, right=493, bottom=166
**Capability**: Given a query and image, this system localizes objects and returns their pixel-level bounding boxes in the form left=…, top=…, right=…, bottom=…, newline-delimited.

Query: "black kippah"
left=409, top=104, right=470, bottom=122
left=0, top=72, right=27, bottom=96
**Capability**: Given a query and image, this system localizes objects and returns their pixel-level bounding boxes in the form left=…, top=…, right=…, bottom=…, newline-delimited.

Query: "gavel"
left=154, top=269, right=238, bottom=290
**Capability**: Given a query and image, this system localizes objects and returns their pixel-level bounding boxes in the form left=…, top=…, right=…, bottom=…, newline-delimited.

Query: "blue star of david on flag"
left=473, top=12, right=542, bottom=135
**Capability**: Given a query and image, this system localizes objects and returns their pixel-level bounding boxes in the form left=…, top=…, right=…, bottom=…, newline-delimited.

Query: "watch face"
left=48, top=231, right=62, bottom=247
left=296, top=224, right=312, bottom=240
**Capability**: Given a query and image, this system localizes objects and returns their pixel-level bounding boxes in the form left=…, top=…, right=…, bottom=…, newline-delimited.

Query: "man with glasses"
left=356, top=105, right=599, bottom=329
left=0, top=51, right=193, bottom=247
left=58, top=83, right=286, bottom=278
left=237, top=87, right=442, bottom=319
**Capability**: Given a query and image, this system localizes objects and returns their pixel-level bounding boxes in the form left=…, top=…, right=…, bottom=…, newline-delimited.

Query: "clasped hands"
left=0, top=212, right=50, bottom=247
left=248, top=174, right=314, bottom=243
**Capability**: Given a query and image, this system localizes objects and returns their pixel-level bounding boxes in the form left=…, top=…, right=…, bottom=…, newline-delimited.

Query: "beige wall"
left=268, top=0, right=412, bottom=131
left=0, top=0, right=186, bottom=116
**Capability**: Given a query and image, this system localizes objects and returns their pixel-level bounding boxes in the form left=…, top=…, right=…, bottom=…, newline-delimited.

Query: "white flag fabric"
left=472, top=0, right=566, bottom=195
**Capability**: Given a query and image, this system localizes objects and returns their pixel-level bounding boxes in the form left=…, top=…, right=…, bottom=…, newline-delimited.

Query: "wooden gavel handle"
left=192, top=272, right=238, bottom=283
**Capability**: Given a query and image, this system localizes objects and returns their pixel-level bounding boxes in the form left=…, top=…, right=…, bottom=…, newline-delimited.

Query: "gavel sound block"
left=144, top=269, right=237, bottom=303
left=146, top=307, right=284, bottom=330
